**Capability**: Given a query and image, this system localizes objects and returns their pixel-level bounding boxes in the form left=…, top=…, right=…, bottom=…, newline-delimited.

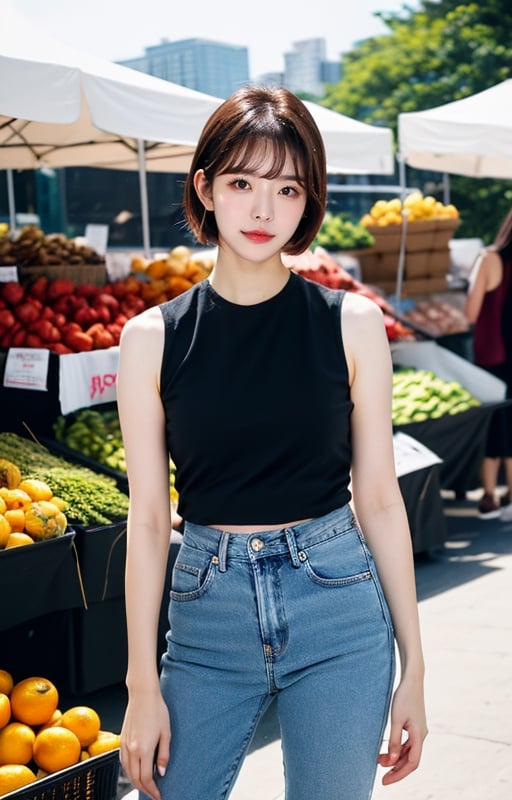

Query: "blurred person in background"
left=465, top=208, right=512, bottom=520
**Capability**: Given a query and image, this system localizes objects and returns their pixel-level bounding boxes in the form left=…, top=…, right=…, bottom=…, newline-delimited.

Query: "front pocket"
left=170, top=546, right=216, bottom=601
left=302, top=526, right=372, bottom=587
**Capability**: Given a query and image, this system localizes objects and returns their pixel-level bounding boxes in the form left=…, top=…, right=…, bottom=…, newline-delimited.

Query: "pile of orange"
left=0, top=670, right=120, bottom=797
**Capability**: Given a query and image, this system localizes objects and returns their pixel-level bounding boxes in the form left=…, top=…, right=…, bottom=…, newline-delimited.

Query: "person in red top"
left=465, top=208, right=512, bottom=519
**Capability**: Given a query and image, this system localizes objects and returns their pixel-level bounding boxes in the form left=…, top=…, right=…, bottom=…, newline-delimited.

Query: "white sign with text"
left=59, top=347, right=119, bottom=415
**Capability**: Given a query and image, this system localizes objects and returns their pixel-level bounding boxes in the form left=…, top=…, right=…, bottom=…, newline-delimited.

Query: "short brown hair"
left=183, top=86, right=327, bottom=255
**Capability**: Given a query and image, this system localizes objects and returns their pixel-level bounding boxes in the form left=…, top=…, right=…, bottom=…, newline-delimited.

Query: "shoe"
left=478, top=493, right=500, bottom=519
left=500, top=502, right=512, bottom=522
left=500, top=491, right=511, bottom=507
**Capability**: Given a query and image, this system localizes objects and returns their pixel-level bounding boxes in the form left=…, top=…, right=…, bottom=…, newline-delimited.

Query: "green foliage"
left=312, top=212, right=375, bottom=251
left=323, top=0, right=512, bottom=242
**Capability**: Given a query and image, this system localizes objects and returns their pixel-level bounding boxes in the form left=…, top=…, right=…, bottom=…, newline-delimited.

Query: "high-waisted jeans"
left=151, top=504, right=396, bottom=800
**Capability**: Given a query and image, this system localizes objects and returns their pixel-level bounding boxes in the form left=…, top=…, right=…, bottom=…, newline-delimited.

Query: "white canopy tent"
left=1, top=8, right=395, bottom=254
left=398, top=80, right=512, bottom=180
left=0, top=7, right=223, bottom=254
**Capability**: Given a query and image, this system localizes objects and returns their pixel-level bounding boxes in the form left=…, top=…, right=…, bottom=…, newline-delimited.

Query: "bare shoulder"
left=119, top=305, right=164, bottom=347
left=341, top=290, right=385, bottom=332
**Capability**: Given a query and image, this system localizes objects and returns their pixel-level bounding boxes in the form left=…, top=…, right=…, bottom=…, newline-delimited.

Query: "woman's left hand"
left=377, top=675, right=428, bottom=785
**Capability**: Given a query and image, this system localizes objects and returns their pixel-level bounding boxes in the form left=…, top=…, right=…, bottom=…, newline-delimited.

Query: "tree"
left=324, top=1, right=512, bottom=241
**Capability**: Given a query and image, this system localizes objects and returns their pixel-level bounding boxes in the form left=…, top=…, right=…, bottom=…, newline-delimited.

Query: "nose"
left=251, top=186, right=273, bottom=222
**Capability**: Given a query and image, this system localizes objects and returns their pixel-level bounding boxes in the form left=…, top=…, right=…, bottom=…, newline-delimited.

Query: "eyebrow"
left=225, top=169, right=300, bottom=181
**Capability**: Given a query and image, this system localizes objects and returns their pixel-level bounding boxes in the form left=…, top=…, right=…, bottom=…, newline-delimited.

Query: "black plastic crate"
left=0, top=531, right=85, bottom=630
left=3, top=749, right=120, bottom=800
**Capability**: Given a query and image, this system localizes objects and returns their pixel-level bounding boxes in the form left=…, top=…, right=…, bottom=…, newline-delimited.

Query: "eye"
left=280, top=185, right=300, bottom=197
left=231, top=178, right=250, bottom=190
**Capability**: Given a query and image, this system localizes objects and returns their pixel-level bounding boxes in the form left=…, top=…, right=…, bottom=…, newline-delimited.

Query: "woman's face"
left=197, top=146, right=307, bottom=262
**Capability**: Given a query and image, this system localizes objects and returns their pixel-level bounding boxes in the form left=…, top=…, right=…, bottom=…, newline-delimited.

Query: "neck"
left=209, top=254, right=290, bottom=305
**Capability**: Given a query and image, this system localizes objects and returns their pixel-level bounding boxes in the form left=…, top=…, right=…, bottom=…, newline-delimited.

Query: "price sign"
left=0, top=266, right=19, bottom=282
left=59, top=347, right=120, bottom=414
left=3, top=347, right=50, bottom=391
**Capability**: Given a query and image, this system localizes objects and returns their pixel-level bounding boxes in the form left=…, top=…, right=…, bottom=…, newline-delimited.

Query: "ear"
left=193, top=169, right=214, bottom=211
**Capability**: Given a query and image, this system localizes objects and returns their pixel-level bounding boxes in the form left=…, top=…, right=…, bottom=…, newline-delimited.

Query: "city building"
left=258, top=38, right=341, bottom=97
left=119, top=38, right=249, bottom=99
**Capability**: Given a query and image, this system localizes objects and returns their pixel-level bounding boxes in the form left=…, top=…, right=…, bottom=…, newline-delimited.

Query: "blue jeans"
left=152, top=505, right=395, bottom=800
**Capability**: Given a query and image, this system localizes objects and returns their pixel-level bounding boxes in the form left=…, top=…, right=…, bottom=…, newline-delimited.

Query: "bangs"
left=219, top=132, right=306, bottom=185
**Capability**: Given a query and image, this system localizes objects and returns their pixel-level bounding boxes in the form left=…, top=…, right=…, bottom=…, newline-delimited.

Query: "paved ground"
left=78, top=493, right=512, bottom=799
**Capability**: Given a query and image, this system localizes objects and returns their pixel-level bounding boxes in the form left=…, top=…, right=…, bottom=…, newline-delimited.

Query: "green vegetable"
left=0, top=432, right=129, bottom=526
left=312, top=212, right=375, bottom=251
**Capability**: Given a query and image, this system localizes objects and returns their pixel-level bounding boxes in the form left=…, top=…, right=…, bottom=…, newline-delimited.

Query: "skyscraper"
left=119, top=38, right=250, bottom=99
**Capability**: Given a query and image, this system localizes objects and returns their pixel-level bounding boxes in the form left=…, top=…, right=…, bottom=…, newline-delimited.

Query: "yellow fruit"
left=87, top=731, right=121, bottom=756
left=17, top=479, right=53, bottom=502
left=0, top=516, right=10, bottom=549
left=33, top=726, right=81, bottom=773
left=0, top=498, right=5, bottom=516
left=24, top=501, right=67, bottom=540
left=0, top=722, right=35, bottom=765
left=0, top=674, right=13, bottom=698
left=60, top=706, right=101, bottom=748
left=10, top=677, right=59, bottom=727
left=0, top=696, right=10, bottom=730
left=4, top=509, right=24, bottom=533
left=0, top=489, right=31, bottom=511
left=0, top=460, right=22, bottom=490
left=49, top=496, right=68, bottom=512
left=0, top=764, right=36, bottom=795
left=5, top=533, right=34, bottom=549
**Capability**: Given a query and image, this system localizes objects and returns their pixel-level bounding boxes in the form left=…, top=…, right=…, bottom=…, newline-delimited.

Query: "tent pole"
left=6, top=169, right=17, bottom=234
left=137, top=139, right=151, bottom=258
left=398, top=153, right=407, bottom=202
left=442, top=172, right=451, bottom=205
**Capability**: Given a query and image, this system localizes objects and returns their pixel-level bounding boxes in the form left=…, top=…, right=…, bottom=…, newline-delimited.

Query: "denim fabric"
left=149, top=505, right=395, bottom=800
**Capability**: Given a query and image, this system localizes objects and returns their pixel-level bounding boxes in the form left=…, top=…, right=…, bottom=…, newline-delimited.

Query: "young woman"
left=465, top=208, right=512, bottom=519
left=117, top=86, right=427, bottom=800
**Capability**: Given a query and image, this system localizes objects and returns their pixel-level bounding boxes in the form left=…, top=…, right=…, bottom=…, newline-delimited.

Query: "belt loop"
left=218, top=531, right=230, bottom=573
left=284, top=529, right=301, bottom=569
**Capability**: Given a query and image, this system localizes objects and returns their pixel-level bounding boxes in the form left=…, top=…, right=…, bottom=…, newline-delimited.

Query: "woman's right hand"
left=120, top=689, right=171, bottom=800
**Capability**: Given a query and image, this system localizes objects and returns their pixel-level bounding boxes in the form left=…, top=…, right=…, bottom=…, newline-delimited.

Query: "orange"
left=33, top=726, right=81, bottom=773
left=5, top=533, right=34, bottom=548
left=38, top=708, right=62, bottom=731
left=60, top=706, right=101, bottom=748
left=0, top=722, right=35, bottom=765
left=0, top=764, right=36, bottom=795
left=0, top=674, right=13, bottom=698
left=10, top=677, right=59, bottom=726
left=0, top=696, right=10, bottom=730
left=87, top=730, right=121, bottom=756
left=4, top=509, right=25, bottom=533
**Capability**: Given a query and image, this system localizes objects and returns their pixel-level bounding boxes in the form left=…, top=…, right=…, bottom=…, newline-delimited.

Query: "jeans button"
left=251, top=537, right=265, bottom=552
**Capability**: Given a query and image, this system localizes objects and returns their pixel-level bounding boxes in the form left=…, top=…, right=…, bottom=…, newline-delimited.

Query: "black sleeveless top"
left=159, top=271, right=353, bottom=525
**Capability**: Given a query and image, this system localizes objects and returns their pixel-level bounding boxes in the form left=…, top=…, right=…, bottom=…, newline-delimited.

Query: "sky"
left=6, top=0, right=415, bottom=79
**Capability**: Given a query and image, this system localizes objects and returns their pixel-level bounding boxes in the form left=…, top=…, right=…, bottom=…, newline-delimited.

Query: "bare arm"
left=342, top=292, right=427, bottom=784
left=465, top=249, right=502, bottom=324
left=117, top=307, right=172, bottom=800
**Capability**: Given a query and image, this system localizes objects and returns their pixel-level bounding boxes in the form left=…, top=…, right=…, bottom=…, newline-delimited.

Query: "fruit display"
left=0, top=245, right=213, bottom=352
left=0, top=461, right=68, bottom=550
left=53, top=408, right=179, bottom=506
left=129, top=244, right=214, bottom=306
left=282, top=247, right=414, bottom=341
left=0, top=433, right=129, bottom=527
left=399, top=297, right=470, bottom=337
left=392, top=368, right=480, bottom=425
left=0, top=670, right=119, bottom=796
left=312, top=212, right=375, bottom=251
left=0, top=226, right=105, bottom=267
left=360, top=192, right=459, bottom=228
